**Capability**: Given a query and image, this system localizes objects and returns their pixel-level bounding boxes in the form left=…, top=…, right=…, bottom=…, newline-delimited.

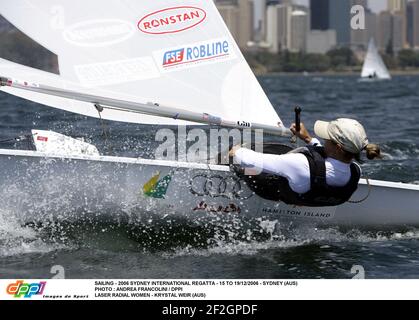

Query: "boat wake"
left=381, top=141, right=419, bottom=161
left=2, top=205, right=419, bottom=259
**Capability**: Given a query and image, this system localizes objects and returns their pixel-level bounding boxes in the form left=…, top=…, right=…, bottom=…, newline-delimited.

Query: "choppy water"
left=1, top=75, right=419, bottom=279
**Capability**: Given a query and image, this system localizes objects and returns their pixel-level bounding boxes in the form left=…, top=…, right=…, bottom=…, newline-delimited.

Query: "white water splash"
left=0, top=209, right=68, bottom=257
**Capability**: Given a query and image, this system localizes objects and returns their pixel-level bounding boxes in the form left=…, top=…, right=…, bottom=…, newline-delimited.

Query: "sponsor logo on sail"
left=6, top=280, right=46, bottom=298
left=138, top=6, right=206, bottom=34
left=154, top=38, right=236, bottom=72
left=63, top=19, right=135, bottom=47
left=74, top=57, right=159, bottom=87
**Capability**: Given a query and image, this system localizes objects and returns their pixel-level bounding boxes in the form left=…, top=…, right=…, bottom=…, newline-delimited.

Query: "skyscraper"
left=329, top=0, right=352, bottom=45
left=377, top=10, right=406, bottom=52
left=291, top=8, right=309, bottom=52
left=311, top=0, right=363, bottom=46
left=387, top=0, right=407, bottom=12
left=377, top=11, right=393, bottom=51
left=266, top=3, right=308, bottom=53
left=215, top=0, right=254, bottom=48
left=307, top=30, right=337, bottom=54
left=392, top=11, right=406, bottom=51
left=254, top=0, right=267, bottom=42
left=353, top=0, right=368, bottom=7
left=310, top=0, right=330, bottom=30
left=407, top=0, right=414, bottom=47
left=216, top=1, right=239, bottom=42
left=413, top=0, right=419, bottom=48
left=387, top=0, right=407, bottom=48
left=237, top=0, right=254, bottom=47
left=266, top=3, right=292, bottom=53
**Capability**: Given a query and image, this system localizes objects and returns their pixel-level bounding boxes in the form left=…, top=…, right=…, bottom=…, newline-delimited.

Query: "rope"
left=0, top=134, right=32, bottom=144
left=348, top=177, right=372, bottom=204
left=95, top=104, right=114, bottom=154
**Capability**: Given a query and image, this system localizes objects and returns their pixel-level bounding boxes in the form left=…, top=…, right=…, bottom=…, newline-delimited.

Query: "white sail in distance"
left=361, top=38, right=391, bottom=80
left=0, top=0, right=284, bottom=129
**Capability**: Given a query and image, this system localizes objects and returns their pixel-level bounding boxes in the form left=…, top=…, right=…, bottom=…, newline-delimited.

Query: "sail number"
left=237, top=121, right=251, bottom=128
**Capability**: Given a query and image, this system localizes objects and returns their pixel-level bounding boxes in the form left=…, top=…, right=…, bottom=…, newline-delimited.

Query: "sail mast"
left=0, top=76, right=291, bottom=137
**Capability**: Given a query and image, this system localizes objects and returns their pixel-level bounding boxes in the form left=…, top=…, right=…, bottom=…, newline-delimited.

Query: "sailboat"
left=0, top=1, right=418, bottom=227
left=360, top=38, right=391, bottom=81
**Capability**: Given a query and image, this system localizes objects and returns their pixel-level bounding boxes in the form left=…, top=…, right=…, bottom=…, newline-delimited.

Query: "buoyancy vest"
left=236, top=145, right=361, bottom=207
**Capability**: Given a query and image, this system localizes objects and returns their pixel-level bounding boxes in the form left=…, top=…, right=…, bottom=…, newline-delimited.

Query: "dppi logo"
left=138, top=6, right=206, bottom=34
left=6, top=280, right=46, bottom=298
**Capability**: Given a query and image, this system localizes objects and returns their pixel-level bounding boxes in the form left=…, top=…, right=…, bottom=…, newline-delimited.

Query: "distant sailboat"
left=360, top=38, right=391, bottom=81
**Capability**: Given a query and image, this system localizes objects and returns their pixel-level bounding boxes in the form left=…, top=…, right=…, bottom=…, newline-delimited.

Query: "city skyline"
left=254, top=0, right=387, bottom=28
left=255, top=0, right=387, bottom=17
left=292, top=0, right=387, bottom=12
left=234, top=0, right=419, bottom=54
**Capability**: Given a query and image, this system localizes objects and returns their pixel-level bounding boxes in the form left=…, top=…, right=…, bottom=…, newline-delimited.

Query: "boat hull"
left=1, top=149, right=418, bottom=227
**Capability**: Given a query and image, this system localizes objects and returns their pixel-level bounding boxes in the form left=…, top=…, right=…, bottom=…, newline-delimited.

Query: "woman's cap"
left=314, top=118, right=369, bottom=154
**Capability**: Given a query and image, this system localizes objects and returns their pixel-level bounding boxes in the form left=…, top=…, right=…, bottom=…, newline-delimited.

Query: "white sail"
left=0, top=0, right=284, bottom=128
left=361, top=38, right=391, bottom=80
